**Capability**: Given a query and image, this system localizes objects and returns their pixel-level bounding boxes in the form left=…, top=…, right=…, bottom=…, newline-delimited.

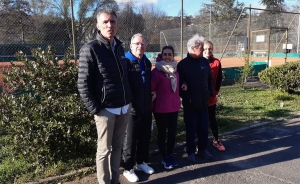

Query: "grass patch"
left=0, top=136, right=95, bottom=184
left=2, top=85, right=300, bottom=183
left=151, top=85, right=300, bottom=144
left=216, top=86, right=300, bottom=132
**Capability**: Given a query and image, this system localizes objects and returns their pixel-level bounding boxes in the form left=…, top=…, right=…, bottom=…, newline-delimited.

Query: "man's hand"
left=151, top=91, right=156, bottom=101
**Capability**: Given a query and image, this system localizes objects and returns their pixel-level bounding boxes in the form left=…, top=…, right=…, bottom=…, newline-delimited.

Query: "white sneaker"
left=135, top=162, right=154, bottom=174
left=123, top=169, right=139, bottom=182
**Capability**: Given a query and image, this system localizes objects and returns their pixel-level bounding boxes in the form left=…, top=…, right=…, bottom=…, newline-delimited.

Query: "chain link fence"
left=161, top=11, right=300, bottom=58
left=0, top=1, right=170, bottom=62
left=1, top=1, right=300, bottom=62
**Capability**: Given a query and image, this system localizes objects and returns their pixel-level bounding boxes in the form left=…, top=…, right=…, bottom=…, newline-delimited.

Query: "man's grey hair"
left=187, top=34, right=204, bottom=53
left=130, top=33, right=147, bottom=44
left=96, top=8, right=117, bottom=23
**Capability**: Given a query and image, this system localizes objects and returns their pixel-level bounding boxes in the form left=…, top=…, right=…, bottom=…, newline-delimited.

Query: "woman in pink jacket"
left=151, top=46, right=187, bottom=169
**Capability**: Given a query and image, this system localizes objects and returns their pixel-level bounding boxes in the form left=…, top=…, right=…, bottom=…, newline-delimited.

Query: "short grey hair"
left=187, top=34, right=204, bottom=53
left=130, top=33, right=147, bottom=44
left=97, top=8, right=117, bottom=23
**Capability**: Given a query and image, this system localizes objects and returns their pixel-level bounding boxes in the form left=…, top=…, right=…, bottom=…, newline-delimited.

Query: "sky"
left=115, top=0, right=298, bottom=16
left=116, top=0, right=264, bottom=16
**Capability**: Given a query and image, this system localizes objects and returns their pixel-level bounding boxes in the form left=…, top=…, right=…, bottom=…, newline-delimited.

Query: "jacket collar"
left=208, top=55, right=217, bottom=63
left=187, top=52, right=201, bottom=62
left=96, top=31, right=122, bottom=49
left=125, top=51, right=146, bottom=63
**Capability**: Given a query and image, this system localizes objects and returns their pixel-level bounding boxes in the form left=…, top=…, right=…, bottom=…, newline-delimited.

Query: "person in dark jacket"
left=177, top=34, right=214, bottom=163
left=203, top=40, right=225, bottom=151
left=77, top=9, right=131, bottom=184
left=121, top=33, right=155, bottom=182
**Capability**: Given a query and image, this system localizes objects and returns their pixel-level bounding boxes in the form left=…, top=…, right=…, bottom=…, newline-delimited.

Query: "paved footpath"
left=65, top=118, right=300, bottom=184
left=63, top=118, right=300, bottom=184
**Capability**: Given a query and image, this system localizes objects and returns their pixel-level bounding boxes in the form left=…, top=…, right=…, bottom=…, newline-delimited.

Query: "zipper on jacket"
left=101, top=87, right=106, bottom=103
left=113, top=45, right=126, bottom=106
left=143, top=59, right=147, bottom=113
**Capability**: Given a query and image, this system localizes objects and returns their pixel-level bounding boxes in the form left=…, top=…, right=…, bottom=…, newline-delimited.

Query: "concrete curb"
left=24, top=112, right=300, bottom=184
left=220, top=112, right=300, bottom=136
left=24, top=167, right=95, bottom=184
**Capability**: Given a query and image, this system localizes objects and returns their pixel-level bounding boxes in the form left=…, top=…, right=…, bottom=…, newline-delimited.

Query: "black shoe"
left=198, top=150, right=213, bottom=160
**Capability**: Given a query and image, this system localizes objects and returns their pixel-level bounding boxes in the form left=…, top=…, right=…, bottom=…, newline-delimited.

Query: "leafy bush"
left=237, top=54, right=253, bottom=88
left=258, top=61, right=300, bottom=93
left=0, top=46, right=96, bottom=171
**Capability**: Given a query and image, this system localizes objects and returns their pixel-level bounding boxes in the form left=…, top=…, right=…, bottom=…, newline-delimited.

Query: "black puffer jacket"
left=77, top=32, right=132, bottom=115
left=177, top=53, right=214, bottom=111
left=125, top=51, right=152, bottom=115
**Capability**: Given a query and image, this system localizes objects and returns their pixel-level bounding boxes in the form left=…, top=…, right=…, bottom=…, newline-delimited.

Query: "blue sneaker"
left=187, top=153, right=196, bottom=163
left=161, top=156, right=173, bottom=169
left=168, top=154, right=178, bottom=167
left=198, top=149, right=213, bottom=160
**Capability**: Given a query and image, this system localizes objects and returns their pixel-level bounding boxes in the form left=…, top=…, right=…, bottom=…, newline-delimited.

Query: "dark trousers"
left=153, top=111, right=178, bottom=158
left=122, top=112, right=152, bottom=170
left=183, top=108, right=209, bottom=154
left=208, top=104, right=219, bottom=140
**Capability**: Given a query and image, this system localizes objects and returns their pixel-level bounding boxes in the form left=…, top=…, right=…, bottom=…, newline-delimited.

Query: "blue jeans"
left=183, top=108, right=209, bottom=154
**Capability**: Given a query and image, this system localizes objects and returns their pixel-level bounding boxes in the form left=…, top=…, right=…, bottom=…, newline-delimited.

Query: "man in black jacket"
left=177, top=34, right=214, bottom=163
left=121, top=33, right=155, bottom=182
left=77, top=9, right=131, bottom=184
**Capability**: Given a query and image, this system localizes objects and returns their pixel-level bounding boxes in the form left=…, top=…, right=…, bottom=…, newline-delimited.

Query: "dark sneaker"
left=162, top=156, right=173, bottom=169
left=187, top=153, right=196, bottom=162
left=168, top=154, right=178, bottom=167
left=198, top=150, right=213, bottom=160
left=184, top=146, right=198, bottom=154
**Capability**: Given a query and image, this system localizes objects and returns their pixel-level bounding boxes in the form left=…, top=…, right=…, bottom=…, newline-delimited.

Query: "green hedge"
left=258, top=61, right=300, bottom=93
left=0, top=46, right=95, bottom=182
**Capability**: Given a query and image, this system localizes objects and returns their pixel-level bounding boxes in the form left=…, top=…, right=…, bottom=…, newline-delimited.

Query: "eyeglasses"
left=131, top=42, right=146, bottom=46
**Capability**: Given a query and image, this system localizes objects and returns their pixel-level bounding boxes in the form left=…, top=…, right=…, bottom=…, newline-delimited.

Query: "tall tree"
left=27, top=0, right=51, bottom=15
left=252, top=0, right=286, bottom=30
left=199, top=0, right=245, bottom=23
left=196, top=0, right=246, bottom=38
left=51, top=0, right=118, bottom=44
left=260, top=0, right=284, bottom=10
left=117, top=1, right=144, bottom=49
left=0, top=0, right=34, bottom=44
left=137, top=4, right=166, bottom=45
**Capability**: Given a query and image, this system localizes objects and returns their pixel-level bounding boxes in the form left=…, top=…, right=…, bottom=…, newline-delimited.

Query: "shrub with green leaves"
left=237, top=54, right=253, bottom=88
left=0, top=46, right=96, bottom=169
left=258, top=61, right=300, bottom=93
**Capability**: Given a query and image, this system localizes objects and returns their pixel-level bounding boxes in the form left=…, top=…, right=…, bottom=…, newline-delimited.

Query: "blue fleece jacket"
left=125, top=51, right=146, bottom=83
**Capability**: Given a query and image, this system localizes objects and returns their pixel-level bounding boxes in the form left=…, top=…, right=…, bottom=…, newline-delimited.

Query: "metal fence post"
left=70, top=0, right=77, bottom=62
left=181, top=0, right=183, bottom=60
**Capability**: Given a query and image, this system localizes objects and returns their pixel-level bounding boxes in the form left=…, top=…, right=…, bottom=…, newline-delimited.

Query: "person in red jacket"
left=203, top=40, right=225, bottom=151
